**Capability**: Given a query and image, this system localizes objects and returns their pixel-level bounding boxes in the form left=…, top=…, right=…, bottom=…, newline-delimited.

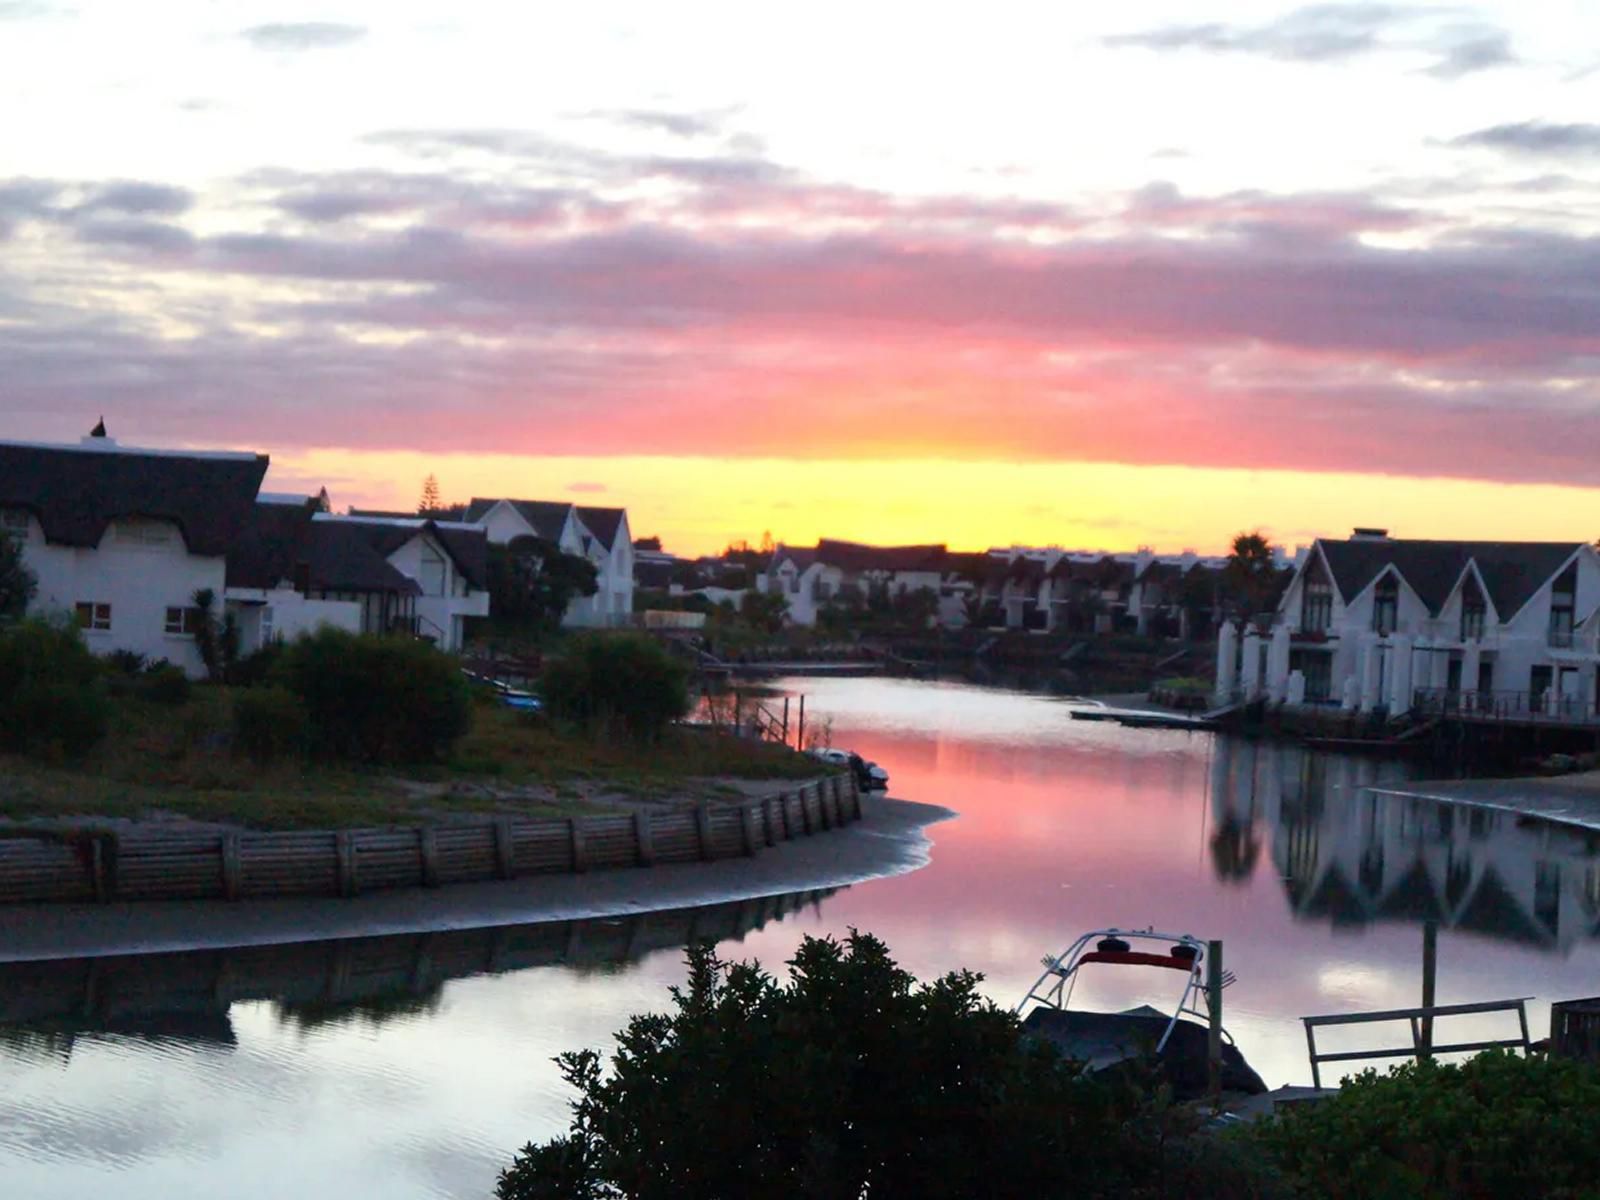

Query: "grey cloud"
left=1108, top=4, right=1516, bottom=76
left=241, top=22, right=365, bottom=51
left=583, top=109, right=730, bottom=139
left=1454, top=121, right=1600, bottom=157
left=0, top=2, right=66, bottom=17
left=79, top=180, right=193, bottom=216
left=74, top=218, right=196, bottom=253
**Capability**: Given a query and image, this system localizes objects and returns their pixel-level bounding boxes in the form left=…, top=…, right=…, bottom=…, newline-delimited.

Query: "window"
left=1460, top=576, right=1486, bottom=642
left=420, top=544, right=447, bottom=596
left=163, top=606, right=202, bottom=635
left=0, top=509, right=27, bottom=536
left=1300, top=558, right=1333, bottom=632
left=75, top=601, right=111, bottom=631
left=117, top=519, right=174, bottom=545
left=1371, top=574, right=1398, bottom=636
left=1550, top=562, right=1576, bottom=647
left=261, top=606, right=275, bottom=644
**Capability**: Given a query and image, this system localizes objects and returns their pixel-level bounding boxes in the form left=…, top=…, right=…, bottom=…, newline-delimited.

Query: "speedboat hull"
left=1022, top=1006, right=1266, bottom=1098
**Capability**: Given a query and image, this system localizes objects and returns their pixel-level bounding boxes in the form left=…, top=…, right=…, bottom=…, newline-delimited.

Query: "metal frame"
left=1302, top=997, right=1532, bottom=1089
left=1016, top=927, right=1235, bottom=1054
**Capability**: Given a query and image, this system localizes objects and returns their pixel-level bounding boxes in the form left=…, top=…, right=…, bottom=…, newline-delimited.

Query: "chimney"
left=1351, top=527, right=1389, bottom=541
left=81, top=417, right=117, bottom=448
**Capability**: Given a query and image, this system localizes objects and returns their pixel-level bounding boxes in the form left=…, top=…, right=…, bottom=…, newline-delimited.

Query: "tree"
left=496, top=933, right=1170, bottom=1200
left=0, top=530, right=36, bottom=620
left=1224, top=531, right=1279, bottom=619
left=537, top=634, right=689, bottom=742
left=488, top=536, right=600, bottom=635
left=190, top=587, right=240, bottom=682
left=418, top=474, right=442, bottom=514
left=737, top=589, right=788, bottom=634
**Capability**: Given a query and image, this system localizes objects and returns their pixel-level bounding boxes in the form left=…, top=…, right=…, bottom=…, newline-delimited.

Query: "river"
left=5, top=676, right=1600, bottom=1198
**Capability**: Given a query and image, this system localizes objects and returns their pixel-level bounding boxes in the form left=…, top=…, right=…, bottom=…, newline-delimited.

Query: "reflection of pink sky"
left=731, top=687, right=1600, bottom=1087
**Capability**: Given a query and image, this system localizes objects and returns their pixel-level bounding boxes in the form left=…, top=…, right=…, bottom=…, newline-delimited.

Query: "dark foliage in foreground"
left=538, top=633, right=689, bottom=744
left=0, top=618, right=109, bottom=759
left=1252, top=1049, right=1600, bottom=1199
left=498, top=933, right=1283, bottom=1200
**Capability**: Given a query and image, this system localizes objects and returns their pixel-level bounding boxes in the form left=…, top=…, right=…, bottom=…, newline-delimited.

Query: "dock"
left=1069, top=702, right=1234, bottom=732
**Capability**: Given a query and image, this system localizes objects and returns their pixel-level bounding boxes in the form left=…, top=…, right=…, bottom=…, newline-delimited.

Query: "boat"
left=1015, top=927, right=1265, bottom=1099
left=806, top=747, right=890, bottom=792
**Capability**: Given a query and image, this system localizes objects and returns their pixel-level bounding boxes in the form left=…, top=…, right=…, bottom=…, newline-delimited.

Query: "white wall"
left=19, top=515, right=224, bottom=677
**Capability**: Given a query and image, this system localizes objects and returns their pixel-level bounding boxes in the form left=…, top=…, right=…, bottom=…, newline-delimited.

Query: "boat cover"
left=1022, top=1007, right=1266, bottom=1098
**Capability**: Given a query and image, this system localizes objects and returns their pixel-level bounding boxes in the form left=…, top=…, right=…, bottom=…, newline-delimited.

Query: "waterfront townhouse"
left=1218, top=529, right=1600, bottom=718
left=0, top=432, right=267, bottom=677
left=760, top=540, right=948, bottom=626
left=463, top=498, right=634, bottom=627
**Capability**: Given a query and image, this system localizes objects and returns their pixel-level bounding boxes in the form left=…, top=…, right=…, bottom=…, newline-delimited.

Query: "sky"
left=3, top=1, right=1600, bottom=556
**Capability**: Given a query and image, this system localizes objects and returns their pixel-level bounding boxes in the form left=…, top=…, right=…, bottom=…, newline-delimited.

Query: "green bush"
left=140, top=661, right=192, bottom=705
left=1246, top=1050, right=1600, bottom=1199
left=273, top=628, right=471, bottom=764
left=232, top=685, right=310, bottom=764
left=537, top=633, right=689, bottom=742
left=229, top=640, right=283, bottom=687
left=0, top=619, right=109, bottom=759
left=498, top=933, right=1282, bottom=1200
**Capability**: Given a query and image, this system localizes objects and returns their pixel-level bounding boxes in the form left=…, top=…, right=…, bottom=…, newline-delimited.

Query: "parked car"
left=806, top=747, right=889, bottom=792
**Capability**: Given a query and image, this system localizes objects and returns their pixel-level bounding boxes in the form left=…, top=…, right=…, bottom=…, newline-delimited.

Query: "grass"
left=0, top=687, right=831, bottom=832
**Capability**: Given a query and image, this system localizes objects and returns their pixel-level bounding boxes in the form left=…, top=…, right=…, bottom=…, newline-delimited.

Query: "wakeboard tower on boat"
left=1016, top=927, right=1265, bottom=1099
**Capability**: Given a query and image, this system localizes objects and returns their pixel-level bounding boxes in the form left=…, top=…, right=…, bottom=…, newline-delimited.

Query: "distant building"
left=1219, top=529, right=1600, bottom=716
left=462, top=498, right=634, bottom=627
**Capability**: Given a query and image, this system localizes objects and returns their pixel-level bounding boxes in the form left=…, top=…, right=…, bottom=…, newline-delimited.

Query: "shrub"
left=105, top=649, right=149, bottom=676
left=0, top=619, right=108, bottom=758
left=274, top=628, right=471, bottom=764
left=229, top=640, right=283, bottom=688
left=140, top=661, right=192, bottom=705
left=1246, top=1050, right=1600, bottom=1199
left=497, top=933, right=1281, bottom=1200
left=232, top=685, right=310, bottom=764
left=537, top=633, right=689, bottom=742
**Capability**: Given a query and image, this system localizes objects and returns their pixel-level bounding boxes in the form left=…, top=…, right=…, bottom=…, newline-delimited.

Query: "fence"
left=1302, top=997, right=1532, bottom=1088
left=0, top=775, right=861, bottom=906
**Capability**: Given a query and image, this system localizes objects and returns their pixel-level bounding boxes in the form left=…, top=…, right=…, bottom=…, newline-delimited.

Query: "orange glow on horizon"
left=263, top=449, right=1600, bottom=559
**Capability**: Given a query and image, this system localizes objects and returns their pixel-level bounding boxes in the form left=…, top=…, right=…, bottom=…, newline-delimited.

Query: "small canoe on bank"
left=1016, top=928, right=1266, bottom=1100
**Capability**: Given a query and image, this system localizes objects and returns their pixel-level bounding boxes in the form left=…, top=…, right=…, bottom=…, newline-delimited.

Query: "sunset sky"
left=4, top=2, right=1600, bottom=555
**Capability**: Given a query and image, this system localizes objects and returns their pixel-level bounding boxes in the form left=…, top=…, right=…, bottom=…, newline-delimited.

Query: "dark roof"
left=0, top=441, right=268, bottom=556
left=228, top=509, right=488, bottom=594
left=813, top=539, right=948, bottom=572
left=768, top=544, right=818, bottom=572
left=943, top=551, right=997, bottom=580
left=304, top=522, right=421, bottom=595
left=465, top=498, right=572, bottom=542
left=1455, top=866, right=1550, bottom=947
left=226, top=500, right=318, bottom=590
left=1317, top=538, right=1582, bottom=619
left=575, top=506, right=626, bottom=551
left=634, top=560, right=674, bottom=589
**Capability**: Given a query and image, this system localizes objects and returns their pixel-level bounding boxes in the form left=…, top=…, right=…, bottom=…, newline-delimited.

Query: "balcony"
left=1414, top=686, right=1600, bottom=725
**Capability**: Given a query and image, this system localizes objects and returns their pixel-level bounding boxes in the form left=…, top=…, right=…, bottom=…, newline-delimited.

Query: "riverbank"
left=0, top=794, right=952, bottom=961
left=1373, top=770, right=1600, bottom=832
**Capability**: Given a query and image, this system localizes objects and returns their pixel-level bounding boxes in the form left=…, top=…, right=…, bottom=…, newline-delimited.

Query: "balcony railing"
left=1414, top=686, right=1600, bottom=724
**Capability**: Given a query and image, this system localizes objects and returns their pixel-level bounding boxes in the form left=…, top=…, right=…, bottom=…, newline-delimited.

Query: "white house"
left=227, top=500, right=490, bottom=653
left=1, top=433, right=268, bottom=677
left=1218, top=529, right=1600, bottom=718
left=462, top=498, right=633, bottom=627
left=759, top=541, right=948, bottom=627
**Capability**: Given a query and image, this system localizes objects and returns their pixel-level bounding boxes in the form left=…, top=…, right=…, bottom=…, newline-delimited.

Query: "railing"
left=1303, top=998, right=1532, bottom=1089
left=1414, top=686, right=1600, bottom=724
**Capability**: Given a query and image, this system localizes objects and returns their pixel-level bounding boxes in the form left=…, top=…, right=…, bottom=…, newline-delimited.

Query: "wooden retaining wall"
left=0, top=775, right=862, bottom=906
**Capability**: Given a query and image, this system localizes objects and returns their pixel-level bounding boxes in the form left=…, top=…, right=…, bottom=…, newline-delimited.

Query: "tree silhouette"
left=418, top=475, right=441, bottom=514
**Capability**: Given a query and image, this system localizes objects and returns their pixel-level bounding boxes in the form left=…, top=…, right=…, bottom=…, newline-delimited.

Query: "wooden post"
left=1207, top=939, right=1224, bottom=1108
left=633, top=810, right=656, bottom=867
left=797, top=695, right=805, bottom=750
left=740, top=805, right=759, bottom=857
left=762, top=796, right=778, bottom=846
left=1420, top=920, right=1437, bottom=1062
left=220, top=833, right=242, bottom=901
left=800, top=786, right=814, bottom=834
left=493, top=820, right=515, bottom=880
left=569, top=818, right=588, bottom=872
left=782, top=697, right=790, bottom=747
left=777, top=793, right=792, bottom=840
left=695, top=805, right=714, bottom=860
left=89, top=835, right=110, bottom=904
left=335, top=830, right=357, bottom=897
left=418, top=827, right=440, bottom=888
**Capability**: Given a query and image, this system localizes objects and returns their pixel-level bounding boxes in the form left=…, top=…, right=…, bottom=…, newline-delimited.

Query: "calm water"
left=6, top=677, right=1600, bottom=1198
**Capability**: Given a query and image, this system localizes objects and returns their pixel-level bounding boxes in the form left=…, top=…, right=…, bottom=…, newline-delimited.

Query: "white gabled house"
left=463, top=497, right=634, bottom=627
left=0, top=433, right=269, bottom=677
left=1219, top=529, right=1600, bottom=719
left=758, top=541, right=949, bottom=627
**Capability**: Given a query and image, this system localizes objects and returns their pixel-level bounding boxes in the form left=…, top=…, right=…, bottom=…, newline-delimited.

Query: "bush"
left=0, top=619, right=109, bottom=758
left=1246, top=1050, right=1600, bottom=1199
left=497, top=933, right=1280, bottom=1200
left=273, top=628, right=471, bottom=764
left=232, top=685, right=310, bottom=764
left=140, top=661, right=192, bottom=705
left=229, top=640, right=283, bottom=688
left=537, top=633, right=689, bottom=742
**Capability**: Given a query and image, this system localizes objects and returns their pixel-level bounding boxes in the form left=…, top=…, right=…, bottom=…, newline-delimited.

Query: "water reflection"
left=0, top=889, right=837, bottom=1061
left=1208, top=739, right=1600, bottom=950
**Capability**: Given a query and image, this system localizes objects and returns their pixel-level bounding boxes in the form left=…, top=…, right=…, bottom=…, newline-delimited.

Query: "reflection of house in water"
left=1209, top=738, right=1600, bottom=952
left=0, top=890, right=836, bottom=1062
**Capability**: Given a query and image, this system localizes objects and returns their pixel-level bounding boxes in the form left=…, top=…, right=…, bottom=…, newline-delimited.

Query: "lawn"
left=0, top=687, right=830, bottom=832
